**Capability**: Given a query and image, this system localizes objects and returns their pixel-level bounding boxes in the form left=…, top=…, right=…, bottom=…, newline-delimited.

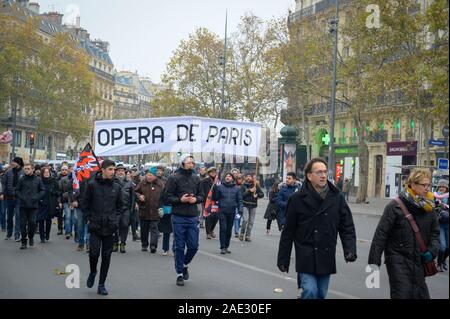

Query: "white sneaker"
left=162, top=251, right=168, bottom=256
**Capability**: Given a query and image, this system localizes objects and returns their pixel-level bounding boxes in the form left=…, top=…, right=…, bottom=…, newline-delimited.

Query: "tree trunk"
left=356, top=121, right=369, bottom=203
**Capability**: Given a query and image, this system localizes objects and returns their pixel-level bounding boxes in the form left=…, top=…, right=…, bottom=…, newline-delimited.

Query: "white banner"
left=94, top=116, right=262, bottom=157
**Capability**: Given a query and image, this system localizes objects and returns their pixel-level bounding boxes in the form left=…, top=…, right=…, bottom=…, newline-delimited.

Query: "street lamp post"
left=11, top=75, right=19, bottom=162
left=220, top=10, right=228, bottom=170
left=328, top=0, right=340, bottom=181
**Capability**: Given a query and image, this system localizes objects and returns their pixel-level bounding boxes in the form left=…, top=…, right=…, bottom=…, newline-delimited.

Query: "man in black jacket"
left=15, top=163, right=45, bottom=249
left=200, top=167, right=218, bottom=239
left=82, top=160, right=123, bottom=296
left=1, top=157, right=25, bottom=241
left=277, top=158, right=357, bottom=299
left=239, top=173, right=264, bottom=242
left=164, top=154, right=203, bottom=286
left=113, top=164, right=135, bottom=253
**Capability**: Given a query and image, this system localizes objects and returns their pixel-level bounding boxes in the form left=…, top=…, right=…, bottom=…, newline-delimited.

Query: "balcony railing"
left=366, top=130, right=387, bottom=143
left=391, top=133, right=402, bottom=142
left=0, top=115, right=37, bottom=128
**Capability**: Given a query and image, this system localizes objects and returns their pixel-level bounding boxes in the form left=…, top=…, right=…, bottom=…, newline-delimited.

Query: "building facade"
left=286, top=0, right=448, bottom=198
left=0, top=0, right=114, bottom=163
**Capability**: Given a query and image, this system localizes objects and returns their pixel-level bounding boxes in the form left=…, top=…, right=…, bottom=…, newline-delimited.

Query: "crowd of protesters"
left=0, top=155, right=448, bottom=299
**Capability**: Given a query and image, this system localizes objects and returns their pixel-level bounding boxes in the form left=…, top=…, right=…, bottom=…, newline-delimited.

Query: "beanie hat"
left=207, top=167, right=217, bottom=173
left=438, top=179, right=449, bottom=190
left=147, top=166, right=158, bottom=176
left=179, top=153, right=193, bottom=166
left=12, top=157, right=24, bottom=168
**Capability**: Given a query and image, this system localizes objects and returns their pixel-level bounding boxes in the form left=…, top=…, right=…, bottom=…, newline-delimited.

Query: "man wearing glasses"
left=164, top=154, right=204, bottom=286
left=277, top=157, right=357, bottom=299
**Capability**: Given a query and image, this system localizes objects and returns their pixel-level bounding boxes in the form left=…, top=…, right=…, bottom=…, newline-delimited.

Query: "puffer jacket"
left=212, top=181, right=243, bottom=214
left=164, top=168, right=203, bottom=217
left=1, top=167, right=24, bottom=200
left=368, top=195, right=440, bottom=299
left=15, top=174, right=45, bottom=209
left=81, top=172, right=124, bottom=236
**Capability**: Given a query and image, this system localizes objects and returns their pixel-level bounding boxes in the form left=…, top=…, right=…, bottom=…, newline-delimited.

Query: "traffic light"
left=29, top=133, right=35, bottom=147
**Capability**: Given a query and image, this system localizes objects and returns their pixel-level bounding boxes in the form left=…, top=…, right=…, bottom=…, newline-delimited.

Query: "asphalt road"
left=0, top=198, right=448, bottom=299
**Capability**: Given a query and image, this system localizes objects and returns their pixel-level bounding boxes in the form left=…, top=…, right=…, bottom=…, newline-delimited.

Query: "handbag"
left=395, top=198, right=439, bottom=277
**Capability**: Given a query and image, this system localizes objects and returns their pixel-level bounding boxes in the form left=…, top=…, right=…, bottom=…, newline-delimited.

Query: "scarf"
left=403, top=185, right=435, bottom=213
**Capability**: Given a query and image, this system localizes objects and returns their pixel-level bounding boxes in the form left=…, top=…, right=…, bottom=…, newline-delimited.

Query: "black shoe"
left=176, top=275, right=184, bottom=286
left=20, top=243, right=27, bottom=249
left=45, top=235, right=50, bottom=241
left=57, top=230, right=63, bottom=235
left=150, top=246, right=156, bottom=254
left=226, top=249, right=231, bottom=254
left=141, top=246, right=148, bottom=252
left=119, top=243, right=126, bottom=253
left=112, top=243, right=118, bottom=252
left=183, top=267, right=189, bottom=280
left=41, top=239, right=45, bottom=244
left=65, top=235, right=71, bottom=239
left=220, top=248, right=226, bottom=254
left=29, top=240, right=34, bottom=247
left=87, top=272, right=97, bottom=288
left=97, top=285, right=108, bottom=295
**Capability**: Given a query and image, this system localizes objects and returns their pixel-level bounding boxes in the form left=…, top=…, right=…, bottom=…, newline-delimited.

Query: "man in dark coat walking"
left=15, top=163, right=45, bottom=249
left=82, top=160, right=123, bottom=296
left=277, top=158, right=357, bottom=299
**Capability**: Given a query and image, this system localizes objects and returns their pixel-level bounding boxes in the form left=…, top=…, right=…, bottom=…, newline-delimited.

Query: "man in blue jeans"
left=277, top=158, right=357, bottom=299
left=164, top=154, right=203, bottom=286
left=1, top=157, right=24, bottom=241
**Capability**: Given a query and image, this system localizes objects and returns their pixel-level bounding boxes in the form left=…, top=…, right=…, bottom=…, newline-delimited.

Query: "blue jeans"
left=75, top=208, right=89, bottom=245
left=6, top=199, right=21, bottom=239
left=298, top=273, right=331, bottom=299
left=439, top=223, right=449, bottom=252
left=162, top=232, right=171, bottom=252
left=0, top=201, right=5, bottom=229
left=172, top=214, right=199, bottom=275
left=63, top=203, right=76, bottom=236
left=279, top=210, right=286, bottom=227
left=233, top=214, right=241, bottom=235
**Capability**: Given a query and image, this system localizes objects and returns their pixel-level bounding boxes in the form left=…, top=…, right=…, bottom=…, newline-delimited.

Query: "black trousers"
left=113, top=210, right=131, bottom=244
left=219, top=212, right=235, bottom=249
left=20, top=208, right=37, bottom=244
left=140, top=219, right=159, bottom=248
left=205, top=213, right=219, bottom=235
left=89, top=233, right=114, bottom=285
left=38, top=218, right=52, bottom=240
left=266, top=218, right=282, bottom=231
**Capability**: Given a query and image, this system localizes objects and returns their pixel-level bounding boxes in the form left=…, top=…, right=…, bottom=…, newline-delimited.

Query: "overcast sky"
left=36, top=0, right=294, bottom=83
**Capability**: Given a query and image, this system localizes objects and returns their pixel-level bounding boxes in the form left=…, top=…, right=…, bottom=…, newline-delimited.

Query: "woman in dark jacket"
left=264, top=182, right=281, bottom=234
left=212, top=172, right=243, bottom=254
left=158, top=177, right=173, bottom=256
left=37, top=167, right=60, bottom=243
left=368, top=168, right=440, bottom=299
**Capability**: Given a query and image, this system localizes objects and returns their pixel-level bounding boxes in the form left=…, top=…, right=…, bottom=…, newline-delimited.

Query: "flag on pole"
left=72, top=143, right=101, bottom=191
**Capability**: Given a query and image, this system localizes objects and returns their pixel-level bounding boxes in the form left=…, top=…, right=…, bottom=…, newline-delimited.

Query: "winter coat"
left=276, top=182, right=301, bottom=216
left=114, top=177, right=135, bottom=212
left=200, top=176, right=214, bottom=199
left=37, top=176, right=60, bottom=221
left=15, top=174, right=46, bottom=209
left=164, top=168, right=203, bottom=217
left=264, top=190, right=280, bottom=220
left=212, top=181, right=243, bottom=215
left=135, top=178, right=164, bottom=221
left=368, top=195, right=440, bottom=299
left=277, top=180, right=357, bottom=275
left=241, top=182, right=264, bottom=208
left=1, top=167, right=24, bottom=200
left=58, top=174, right=73, bottom=204
left=81, top=172, right=124, bottom=236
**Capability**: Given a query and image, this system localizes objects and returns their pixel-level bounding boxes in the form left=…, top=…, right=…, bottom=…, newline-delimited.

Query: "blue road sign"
left=438, top=158, right=449, bottom=170
left=429, top=139, right=447, bottom=146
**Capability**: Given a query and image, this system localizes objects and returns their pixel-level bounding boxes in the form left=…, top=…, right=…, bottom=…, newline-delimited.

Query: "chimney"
left=42, top=12, right=64, bottom=26
left=75, top=28, right=89, bottom=40
left=76, top=15, right=81, bottom=28
left=93, top=40, right=110, bottom=53
left=28, top=2, right=40, bottom=14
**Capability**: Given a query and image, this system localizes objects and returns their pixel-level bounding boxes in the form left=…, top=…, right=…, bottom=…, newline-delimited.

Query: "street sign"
left=442, top=125, right=449, bottom=137
left=429, top=139, right=447, bottom=146
left=438, top=158, right=449, bottom=170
